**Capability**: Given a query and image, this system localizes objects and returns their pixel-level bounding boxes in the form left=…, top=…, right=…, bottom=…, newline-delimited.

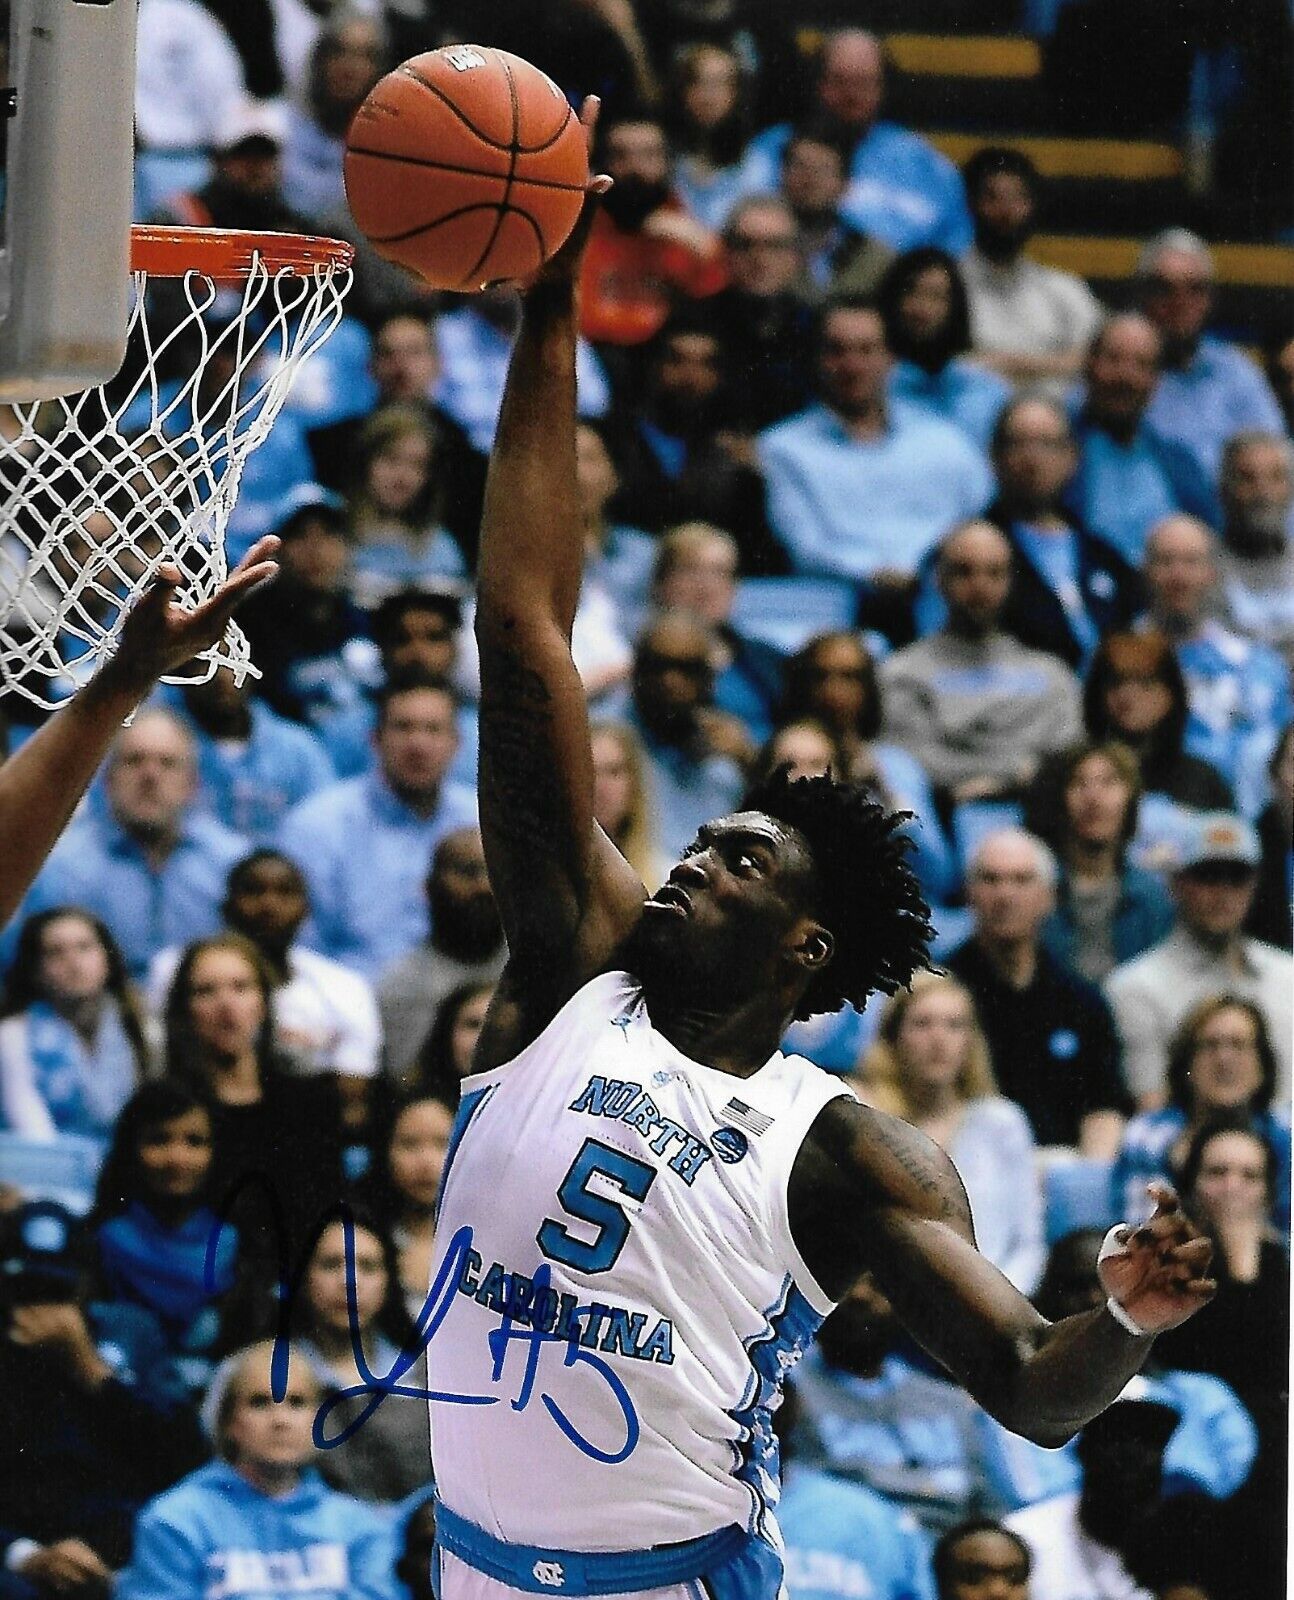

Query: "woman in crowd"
left=347, top=405, right=467, bottom=607
left=590, top=720, right=669, bottom=889
left=119, top=1341, right=400, bottom=1600
left=780, top=631, right=953, bottom=905
left=165, top=933, right=345, bottom=1266
left=1082, top=632, right=1233, bottom=869
left=1025, top=739, right=1176, bottom=981
left=1157, top=1116, right=1290, bottom=1600
left=281, top=1211, right=431, bottom=1502
left=88, top=1080, right=240, bottom=1393
left=359, top=1090, right=455, bottom=1320
left=875, top=247, right=1012, bottom=449
left=753, top=718, right=848, bottom=784
left=282, top=12, right=387, bottom=224
left=1246, top=722, right=1293, bottom=949
left=665, top=42, right=755, bottom=230
left=0, top=907, right=152, bottom=1139
left=856, top=972, right=1045, bottom=1293
left=1113, top=994, right=1290, bottom=1227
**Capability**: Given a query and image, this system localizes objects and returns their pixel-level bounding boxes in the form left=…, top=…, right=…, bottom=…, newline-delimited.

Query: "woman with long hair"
left=780, top=632, right=953, bottom=904
left=665, top=42, right=755, bottom=230
left=1113, top=994, right=1290, bottom=1227
left=165, top=933, right=344, bottom=1266
left=0, top=907, right=152, bottom=1138
left=1082, top=632, right=1233, bottom=869
left=590, top=720, right=669, bottom=889
left=856, top=972, right=1045, bottom=1292
left=875, top=247, right=1011, bottom=449
left=1025, top=739, right=1175, bottom=981
left=346, top=405, right=466, bottom=607
left=88, top=1079, right=239, bottom=1391
left=280, top=1209, right=431, bottom=1502
left=359, top=1090, right=456, bottom=1321
left=1156, top=1116, right=1290, bottom=1600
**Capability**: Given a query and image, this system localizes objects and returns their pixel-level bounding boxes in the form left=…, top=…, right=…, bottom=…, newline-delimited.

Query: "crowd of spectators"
left=1, top=3, right=1291, bottom=1598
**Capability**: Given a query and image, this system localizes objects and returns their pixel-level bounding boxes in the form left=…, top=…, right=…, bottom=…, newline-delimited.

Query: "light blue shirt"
left=779, top=1464, right=936, bottom=1600
left=434, top=307, right=610, bottom=453
left=1146, top=335, right=1285, bottom=479
left=889, top=359, right=1012, bottom=451
left=279, top=315, right=378, bottom=432
left=742, top=121, right=972, bottom=255
left=1072, top=427, right=1184, bottom=566
left=758, top=403, right=994, bottom=582
left=277, top=770, right=477, bottom=977
left=1167, top=618, right=1292, bottom=809
left=27, top=810, right=250, bottom=979
left=181, top=700, right=336, bottom=844
left=116, top=1461, right=400, bottom=1600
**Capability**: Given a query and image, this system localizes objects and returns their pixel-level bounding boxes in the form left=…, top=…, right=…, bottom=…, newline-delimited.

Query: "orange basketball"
left=343, top=45, right=589, bottom=292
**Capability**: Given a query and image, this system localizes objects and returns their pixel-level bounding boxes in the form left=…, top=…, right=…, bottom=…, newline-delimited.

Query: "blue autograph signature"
left=205, top=1181, right=639, bottom=1464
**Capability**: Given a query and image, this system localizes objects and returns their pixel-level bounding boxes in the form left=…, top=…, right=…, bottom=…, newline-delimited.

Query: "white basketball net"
left=0, top=245, right=352, bottom=709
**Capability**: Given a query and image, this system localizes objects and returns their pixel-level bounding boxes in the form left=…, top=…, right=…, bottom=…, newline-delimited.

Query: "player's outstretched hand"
left=96, top=535, right=280, bottom=699
left=526, top=97, right=613, bottom=293
left=1098, top=1182, right=1216, bottom=1335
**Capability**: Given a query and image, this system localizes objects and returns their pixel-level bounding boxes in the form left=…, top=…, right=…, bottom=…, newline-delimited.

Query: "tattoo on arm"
left=862, top=1108, right=974, bottom=1230
left=478, top=641, right=573, bottom=860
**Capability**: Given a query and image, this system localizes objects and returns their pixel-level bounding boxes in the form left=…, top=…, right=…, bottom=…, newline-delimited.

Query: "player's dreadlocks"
left=742, top=766, right=936, bottom=1020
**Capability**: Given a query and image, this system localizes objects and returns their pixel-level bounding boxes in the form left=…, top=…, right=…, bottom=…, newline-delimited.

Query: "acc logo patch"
left=711, top=1126, right=749, bottom=1164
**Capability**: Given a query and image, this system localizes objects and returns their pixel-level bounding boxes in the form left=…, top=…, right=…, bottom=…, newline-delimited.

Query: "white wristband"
left=1104, top=1294, right=1151, bottom=1337
left=4, top=1540, right=42, bottom=1573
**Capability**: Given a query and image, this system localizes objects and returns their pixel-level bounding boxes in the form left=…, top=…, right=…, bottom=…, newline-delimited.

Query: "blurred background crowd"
left=0, top=0, right=1291, bottom=1596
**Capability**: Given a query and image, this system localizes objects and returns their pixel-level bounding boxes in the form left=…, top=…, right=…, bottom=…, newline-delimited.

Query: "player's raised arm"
left=0, top=537, right=280, bottom=929
left=473, top=117, right=645, bottom=1046
left=792, top=1098, right=1215, bottom=1447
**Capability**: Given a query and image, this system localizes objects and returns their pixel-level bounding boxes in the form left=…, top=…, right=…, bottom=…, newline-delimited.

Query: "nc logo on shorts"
left=711, top=1126, right=749, bottom=1164
left=532, top=1561, right=565, bottom=1588
left=445, top=45, right=486, bottom=70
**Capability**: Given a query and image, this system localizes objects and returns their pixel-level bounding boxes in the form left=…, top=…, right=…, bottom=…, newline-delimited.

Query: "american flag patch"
left=722, top=1097, right=773, bottom=1136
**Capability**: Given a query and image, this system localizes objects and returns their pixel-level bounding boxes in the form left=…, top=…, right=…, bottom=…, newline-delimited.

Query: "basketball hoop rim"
left=130, top=225, right=355, bottom=283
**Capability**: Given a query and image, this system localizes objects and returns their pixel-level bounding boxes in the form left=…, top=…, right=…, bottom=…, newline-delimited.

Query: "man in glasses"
left=1136, top=229, right=1284, bottom=481
left=1106, top=811, right=1292, bottom=1106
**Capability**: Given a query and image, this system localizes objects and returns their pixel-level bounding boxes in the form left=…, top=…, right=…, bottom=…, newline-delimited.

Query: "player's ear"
left=791, top=921, right=834, bottom=972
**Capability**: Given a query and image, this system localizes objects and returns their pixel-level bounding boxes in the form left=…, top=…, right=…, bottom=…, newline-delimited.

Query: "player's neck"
left=642, top=984, right=788, bottom=1077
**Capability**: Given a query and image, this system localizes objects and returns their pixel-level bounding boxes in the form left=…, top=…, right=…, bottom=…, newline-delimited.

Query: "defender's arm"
left=789, top=1096, right=1214, bottom=1446
left=473, top=149, right=644, bottom=1060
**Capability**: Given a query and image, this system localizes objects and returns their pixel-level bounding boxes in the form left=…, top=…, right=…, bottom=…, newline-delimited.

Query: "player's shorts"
left=432, top=1503, right=787, bottom=1600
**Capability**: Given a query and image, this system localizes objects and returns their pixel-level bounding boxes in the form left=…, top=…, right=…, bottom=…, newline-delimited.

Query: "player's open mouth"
left=646, top=884, right=692, bottom=916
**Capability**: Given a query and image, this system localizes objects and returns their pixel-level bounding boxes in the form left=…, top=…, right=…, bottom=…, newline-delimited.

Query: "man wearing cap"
left=152, top=95, right=312, bottom=236
left=1105, top=812, right=1293, bottom=1106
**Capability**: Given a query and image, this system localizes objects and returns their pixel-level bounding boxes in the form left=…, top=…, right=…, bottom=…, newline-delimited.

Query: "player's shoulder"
left=798, top=1091, right=970, bottom=1225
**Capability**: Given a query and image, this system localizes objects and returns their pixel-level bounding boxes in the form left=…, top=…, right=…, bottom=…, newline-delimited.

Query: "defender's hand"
left=95, top=535, right=280, bottom=699
left=1098, top=1183, right=1216, bottom=1335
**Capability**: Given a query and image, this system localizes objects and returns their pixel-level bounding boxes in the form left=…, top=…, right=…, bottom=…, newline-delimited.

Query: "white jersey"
left=427, top=971, right=853, bottom=1555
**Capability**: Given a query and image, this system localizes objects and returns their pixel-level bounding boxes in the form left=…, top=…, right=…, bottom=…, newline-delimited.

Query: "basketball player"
left=0, top=535, right=280, bottom=927
left=425, top=124, right=1214, bottom=1600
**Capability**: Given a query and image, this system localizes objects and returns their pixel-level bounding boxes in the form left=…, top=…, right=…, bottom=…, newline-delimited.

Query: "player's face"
left=38, top=914, right=110, bottom=1002
left=943, top=1530, right=1031, bottom=1600
left=1186, top=1006, right=1264, bottom=1109
left=635, top=813, right=820, bottom=992
left=307, top=1221, right=388, bottom=1336
left=136, top=1109, right=214, bottom=1204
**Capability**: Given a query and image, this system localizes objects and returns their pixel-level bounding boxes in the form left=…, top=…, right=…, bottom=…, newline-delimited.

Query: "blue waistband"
left=433, top=1499, right=748, bottom=1595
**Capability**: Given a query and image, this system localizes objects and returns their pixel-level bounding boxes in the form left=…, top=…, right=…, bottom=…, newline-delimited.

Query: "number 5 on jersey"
left=537, top=1139, right=657, bottom=1273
